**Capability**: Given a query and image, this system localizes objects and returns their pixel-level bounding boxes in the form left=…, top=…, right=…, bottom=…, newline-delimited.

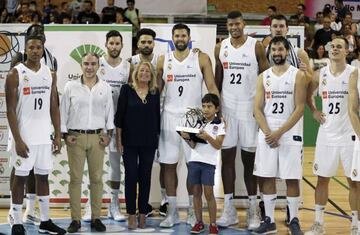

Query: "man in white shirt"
left=60, top=52, right=114, bottom=233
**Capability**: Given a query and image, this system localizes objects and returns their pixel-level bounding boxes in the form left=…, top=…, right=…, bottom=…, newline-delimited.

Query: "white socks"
left=224, top=193, right=233, bottom=208
left=167, top=196, right=177, bottom=215
left=287, top=196, right=300, bottom=222
left=12, top=204, right=23, bottom=224
left=111, top=189, right=119, bottom=203
left=38, top=195, right=49, bottom=222
left=188, top=195, right=194, bottom=208
left=352, top=211, right=358, bottom=227
left=161, top=188, right=167, bottom=205
left=263, top=194, right=277, bottom=223
left=25, top=193, right=36, bottom=214
left=248, top=195, right=257, bottom=212
left=315, top=204, right=325, bottom=224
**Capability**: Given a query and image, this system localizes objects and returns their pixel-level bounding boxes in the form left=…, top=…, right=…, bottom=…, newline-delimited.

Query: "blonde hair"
left=131, top=61, right=158, bottom=94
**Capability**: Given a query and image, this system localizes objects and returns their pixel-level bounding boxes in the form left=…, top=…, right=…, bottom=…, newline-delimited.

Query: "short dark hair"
left=106, top=30, right=123, bottom=43
left=136, top=28, right=156, bottom=41
left=335, top=0, right=343, bottom=4
left=298, top=3, right=306, bottom=10
left=26, top=24, right=44, bottom=36
left=84, top=0, right=93, bottom=6
left=271, top=14, right=288, bottom=27
left=269, top=36, right=290, bottom=51
left=268, top=6, right=277, bottom=12
left=227, top=11, right=243, bottom=19
left=202, top=93, right=220, bottom=108
left=25, top=35, right=44, bottom=44
left=172, top=23, right=190, bottom=36
left=127, top=0, right=135, bottom=4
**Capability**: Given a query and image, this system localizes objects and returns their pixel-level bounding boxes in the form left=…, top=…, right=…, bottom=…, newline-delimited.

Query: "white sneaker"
left=23, top=209, right=41, bottom=225
left=160, top=211, right=180, bottom=228
left=107, top=200, right=126, bottom=222
left=304, top=222, right=325, bottom=235
left=216, top=204, right=239, bottom=227
left=186, top=207, right=196, bottom=227
left=82, top=200, right=92, bottom=222
left=8, top=211, right=14, bottom=228
left=247, top=208, right=260, bottom=230
left=350, top=226, right=358, bottom=235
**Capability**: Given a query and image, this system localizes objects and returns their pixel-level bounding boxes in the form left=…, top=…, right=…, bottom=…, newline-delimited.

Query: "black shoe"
left=288, top=217, right=303, bottom=235
left=253, top=216, right=277, bottom=234
left=67, top=220, right=81, bottom=233
left=11, top=224, right=25, bottom=235
left=159, top=202, right=168, bottom=217
left=285, top=205, right=290, bottom=225
left=145, top=203, right=154, bottom=217
left=259, top=201, right=266, bottom=222
left=91, top=218, right=106, bottom=232
left=39, top=219, right=66, bottom=235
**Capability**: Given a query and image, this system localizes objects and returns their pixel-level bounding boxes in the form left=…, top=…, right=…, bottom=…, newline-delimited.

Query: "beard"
left=140, top=47, right=153, bottom=56
left=272, top=55, right=287, bottom=65
left=109, top=50, right=120, bottom=59
left=174, top=41, right=189, bottom=51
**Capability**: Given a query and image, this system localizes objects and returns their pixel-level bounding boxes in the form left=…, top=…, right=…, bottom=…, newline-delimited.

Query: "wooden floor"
left=0, top=147, right=353, bottom=234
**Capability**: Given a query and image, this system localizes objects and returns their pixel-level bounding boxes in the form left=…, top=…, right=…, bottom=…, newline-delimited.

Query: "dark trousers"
left=122, top=146, right=156, bottom=215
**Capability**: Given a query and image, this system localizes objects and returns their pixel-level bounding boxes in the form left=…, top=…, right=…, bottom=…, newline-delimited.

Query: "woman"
left=114, top=61, right=160, bottom=229
left=310, top=44, right=330, bottom=71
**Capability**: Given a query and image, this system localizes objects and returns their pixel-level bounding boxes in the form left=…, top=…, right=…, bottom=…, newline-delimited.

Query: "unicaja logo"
left=69, top=44, right=106, bottom=64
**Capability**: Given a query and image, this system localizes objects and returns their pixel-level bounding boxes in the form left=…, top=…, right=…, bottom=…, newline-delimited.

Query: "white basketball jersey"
left=130, top=54, right=159, bottom=69
left=261, top=65, right=302, bottom=145
left=219, top=36, right=259, bottom=119
left=14, top=63, right=53, bottom=145
left=98, top=57, right=130, bottom=112
left=162, top=51, right=203, bottom=114
left=317, top=64, right=355, bottom=146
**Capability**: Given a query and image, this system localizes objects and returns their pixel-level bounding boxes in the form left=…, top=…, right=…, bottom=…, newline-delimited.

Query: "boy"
left=180, top=93, right=225, bottom=235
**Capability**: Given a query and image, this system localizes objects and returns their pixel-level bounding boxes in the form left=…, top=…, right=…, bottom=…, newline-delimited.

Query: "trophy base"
left=176, top=126, right=207, bottom=144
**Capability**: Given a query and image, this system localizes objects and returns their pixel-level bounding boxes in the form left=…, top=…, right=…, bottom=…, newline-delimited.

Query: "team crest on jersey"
left=266, top=91, right=271, bottom=99
left=100, top=68, right=106, bottom=76
left=212, top=126, right=218, bottom=135
left=167, top=63, right=172, bottom=70
left=266, top=79, right=271, bottom=87
left=223, top=62, right=229, bottom=69
left=23, top=75, right=29, bottom=83
left=322, top=79, right=327, bottom=86
left=167, top=74, right=173, bottom=82
left=322, top=91, right=328, bottom=99
left=15, top=159, right=22, bottom=167
left=223, top=51, right=228, bottom=57
left=23, top=87, right=31, bottom=95
left=313, top=163, right=318, bottom=171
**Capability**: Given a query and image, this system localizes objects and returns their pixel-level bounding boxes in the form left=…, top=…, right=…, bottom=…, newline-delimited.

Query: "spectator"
left=124, top=0, right=143, bottom=53
left=101, top=0, right=120, bottom=24
left=330, top=12, right=342, bottom=31
left=6, top=0, right=20, bottom=18
left=114, top=61, right=160, bottom=229
left=342, top=24, right=356, bottom=53
left=115, top=8, right=129, bottom=24
left=351, top=48, right=360, bottom=68
left=58, top=2, right=72, bottom=24
left=77, top=0, right=100, bottom=24
left=313, top=16, right=336, bottom=49
left=291, top=3, right=310, bottom=24
left=1, top=8, right=11, bottom=23
left=62, top=15, right=72, bottom=24
left=314, top=11, right=324, bottom=32
left=343, top=12, right=357, bottom=35
left=309, top=44, right=330, bottom=71
left=261, top=6, right=276, bottom=26
left=16, top=2, right=32, bottom=23
left=335, top=0, right=350, bottom=23
left=68, top=0, right=82, bottom=20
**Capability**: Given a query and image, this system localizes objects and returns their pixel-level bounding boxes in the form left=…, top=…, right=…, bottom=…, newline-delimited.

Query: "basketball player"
left=253, top=36, right=306, bottom=234
left=348, top=57, right=360, bottom=235
left=96, top=30, right=131, bottom=222
left=6, top=35, right=66, bottom=235
left=129, top=28, right=170, bottom=217
left=305, top=37, right=358, bottom=235
left=8, top=23, right=58, bottom=227
left=157, top=23, right=219, bottom=228
left=214, top=11, right=269, bottom=229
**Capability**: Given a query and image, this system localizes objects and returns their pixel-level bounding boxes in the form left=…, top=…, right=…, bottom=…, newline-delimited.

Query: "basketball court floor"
left=0, top=148, right=353, bottom=234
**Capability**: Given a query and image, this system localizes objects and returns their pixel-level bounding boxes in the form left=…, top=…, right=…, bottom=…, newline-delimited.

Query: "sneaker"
left=67, top=220, right=81, bottom=233
left=187, top=207, right=196, bottom=227
left=107, top=200, right=126, bottom=222
left=11, top=224, right=25, bottom=235
left=23, top=210, right=41, bottom=225
left=350, top=226, right=358, bottom=235
left=209, top=223, right=219, bottom=235
left=145, top=203, right=154, bottom=217
left=285, top=205, right=290, bottom=225
left=160, top=211, right=180, bottom=228
left=259, top=201, right=266, bottom=222
left=216, top=205, right=239, bottom=227
left=39, top=219, right=66, bottom=235
left=247, top=208, right=260, bottom=230
left=304, top=222, right=325, bottom=235
left=8, top=212, right=14, bottom=228
left=91, top=218, right=106, bottom=232
left=288, top=217, right=303, bottom=235
left=82, top=200, right=92, bottom=222
left=191, top=221, right=205, bottom=234
left=159, top=202, right=168, bottom=217
left=252, top=216, right=277, bottom=234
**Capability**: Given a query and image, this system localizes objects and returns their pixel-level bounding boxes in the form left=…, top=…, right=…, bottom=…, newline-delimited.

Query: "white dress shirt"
left=60, top=78, right=114, bottom=133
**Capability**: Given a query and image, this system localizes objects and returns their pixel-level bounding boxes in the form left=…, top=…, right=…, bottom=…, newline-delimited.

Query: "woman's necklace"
left=136, top=88, right=148, bottom=104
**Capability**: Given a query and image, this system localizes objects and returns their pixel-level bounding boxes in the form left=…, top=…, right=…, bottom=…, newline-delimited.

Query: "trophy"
left=176, top=107, right=207, bottom=144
